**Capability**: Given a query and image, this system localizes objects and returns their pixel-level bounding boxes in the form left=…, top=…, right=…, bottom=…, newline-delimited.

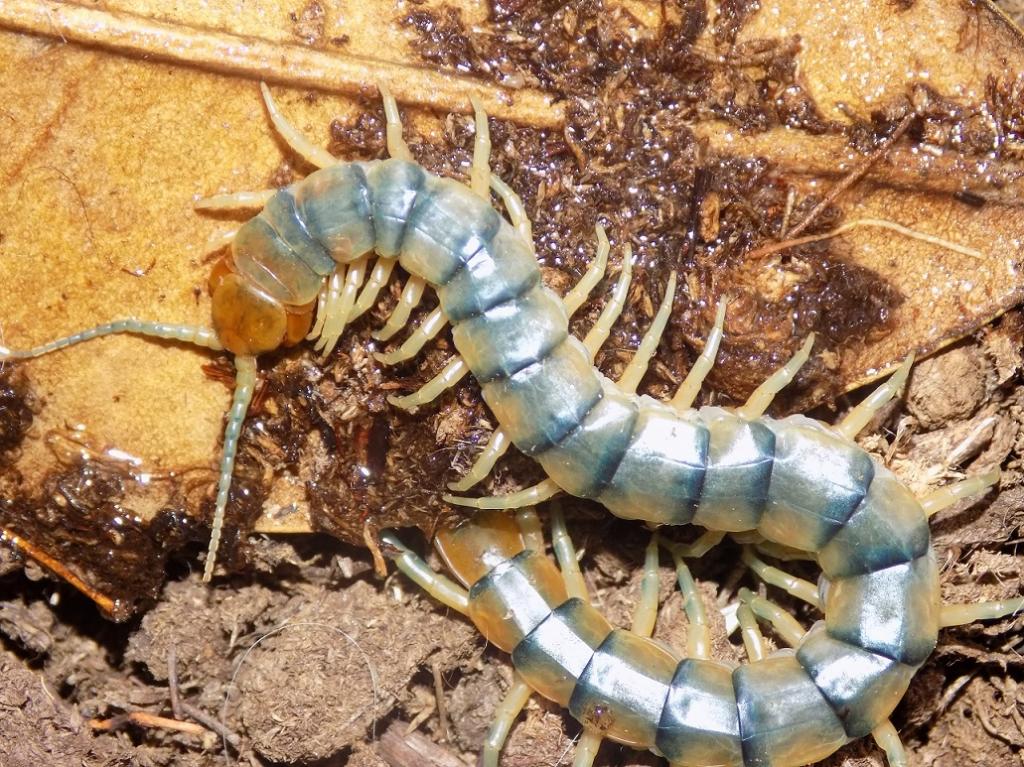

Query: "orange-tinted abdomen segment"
left=435, top=510, right=526, bottom=587
left=211, top=272, right=289, bottom=356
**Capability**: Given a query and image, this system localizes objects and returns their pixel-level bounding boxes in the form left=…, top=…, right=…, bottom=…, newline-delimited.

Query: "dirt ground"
left=2, top=1, right=1024, bottom=766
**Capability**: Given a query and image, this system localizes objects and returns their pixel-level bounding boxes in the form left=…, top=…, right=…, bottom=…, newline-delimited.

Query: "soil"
left=2, top=2, right=1023, bottom=767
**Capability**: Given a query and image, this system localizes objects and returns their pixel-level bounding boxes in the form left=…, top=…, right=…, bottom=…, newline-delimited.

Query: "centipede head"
left=208, top=256, right=313, bottom=356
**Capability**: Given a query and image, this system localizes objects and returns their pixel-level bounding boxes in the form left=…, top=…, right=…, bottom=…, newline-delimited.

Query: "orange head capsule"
left=211, top=272, right=290, bottom=357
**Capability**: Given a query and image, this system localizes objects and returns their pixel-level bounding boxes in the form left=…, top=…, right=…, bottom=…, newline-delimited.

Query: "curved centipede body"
left=2, top=86, right=1020, bottom=766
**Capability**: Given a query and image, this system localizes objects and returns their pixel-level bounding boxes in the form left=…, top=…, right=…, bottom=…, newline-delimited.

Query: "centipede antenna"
left=550, top=503, right=589, bottom=601
left=939, top=596, right=1024, bottom=627
left=443, top=477, right=561, bottom=510
left=919, top=470, right=1000, bottom=517
left=469, top=95, right=491, bottom=200
left=619, top=272, right=677, bottom=394
left=740, top=547, right=821, bottom=608
left=631, top=533, right=662, bottom=637
left=0, top=321, right=224, bottom=360
left=739, top=587, right=807, bottom=648
left=582, top=245, right=633, bottom=359
left=562, top=225, right=610, bottom=317
left=375, top=306, right=448, bottom=365
left=573, top=730, right=604, bottom=767
left=481, top=674, right=533, bottom=767
left=372, top=275, right=425, bottom=341
left=737, top=333, right=816, bottom=420
left=378, top=531, right=470, bottom=614
left=259, top=82, right=337, bottom=169
left=871, top=720, right=909, bottom=767
left=836, top=354, right=915, bottom=440
left=671, top=296, right=728, bottom=412
left=203, top=354, right=258, bottom=582
left=490, top=175, right=533, bottom=245
left=377, top=82, right=413, bottom=162
left=387, top=357, right=469, bottom=411
left=667, top=549, right=711, bottom=659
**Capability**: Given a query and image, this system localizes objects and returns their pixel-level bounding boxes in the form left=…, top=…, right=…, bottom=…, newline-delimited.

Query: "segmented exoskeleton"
left=3, top=85, right=1020, bottom=766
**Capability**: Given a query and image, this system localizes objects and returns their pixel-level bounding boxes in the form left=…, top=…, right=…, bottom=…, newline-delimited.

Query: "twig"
left=90, top=710, right=207, bottom=737
left=0, top=0, right=562, bottom=127
left=180, top=701, right=242, bottom=749
left=377, top=719, right=466, bottom=767
left=431, top=660, right=451, bottom=743
left=785, top=112, right=915, bottom=238
left=167, top=645, right=183, bottom=720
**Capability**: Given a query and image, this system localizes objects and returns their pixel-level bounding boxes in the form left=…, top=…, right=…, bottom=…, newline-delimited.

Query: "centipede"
left=2, top=85, right=1020, bottom=766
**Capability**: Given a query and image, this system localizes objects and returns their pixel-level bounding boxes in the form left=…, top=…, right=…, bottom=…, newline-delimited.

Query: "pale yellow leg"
left=737, top=599, right=767, bottom=662
left=377, top=83, right=413, bottom=162
left=739, top=587, right=807, bottom=648
left=871, top=719, right=909, bottom=767
left=563, top=224, right=610, bottom=316
left=194, top=189, right=276, bottom=211
left=736, top=334, right=816, bottom=419
left=740, top=547, right=821, bottom=608
left=632, top=533, right=661, bottom=638
left=260, top=82, right=337, bottom=169
left=836, top=354, right=914, bottom=440
left=308, top=270, right=342, bottom=341
left=940, top=596, right=1024, bottom=627
left=671, top=297, right=728, bottom=412
left=618, top=273, right=677, bottom=394
left=572, top=729, right=603, bottom=767
left=469, top=95, right=491, bottom=199
left=550, top=503, right=589, bottom=601
left=349, top=257, right=397, bottom=322
left=388, top=357, right=469, bottom=411
left=480, top=674, right=533, bottom=767
left=316, top=256, right=368, bottom=357
left=490, top=175, right=533, bottom=244
left=443, top=479, right=560, bottom=510
left=446, top=428, right=511, bottom=492
left=375, top=306, right=447, bottom=366
left=377, top=531, right=469, bottom=614
left=373, top=276, right=426, bottom=341
left=582, top=244, right=633, bottom=359
left=920, top=470, right=1000, bottom=517
left=662, top=530, right=726, bottom=559
left=665, top=546, right=711, bottom=659
left=515, top=507, right=545, bottom=553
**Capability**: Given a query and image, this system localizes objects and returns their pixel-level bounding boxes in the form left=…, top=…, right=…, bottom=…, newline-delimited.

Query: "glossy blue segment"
left=760, top=416, right=875, bottom=551
left=569, top=629, right=677, bottom=748
left=656, top=659, right=743, bottom=767
left=451, top=284, right=568, bottom=383
left=734, top=655, right=849, bottom=767
left=295, top=163, right=375, bottom=263
left=482, top=338, right=603, bottom=456
left=260, top=189, right=335, bottom=275
left=693, top=408, right=775, bottom=532
left=366, top=159, right=426, bottom=257
left=818, top=468, right=930, bottom=578
left=598, top=399, right=708, bottom=524
left=825, top=553, right=939, bottom=665
left=538, top=380, right=639, bottom=498
left=399, top=178, right=501, bottom=286
left=796, top=624, right=917, bottom=737
left=231, top=216, right=323, bottom=305
left=511, top=597, right=612, bottom=707
left=437, top=226, right=540, bottom=323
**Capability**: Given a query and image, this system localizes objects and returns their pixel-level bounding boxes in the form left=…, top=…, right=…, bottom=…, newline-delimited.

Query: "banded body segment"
left=295, top=162, right=376, bottom=262
left=656, top=659, right=743, bottom=767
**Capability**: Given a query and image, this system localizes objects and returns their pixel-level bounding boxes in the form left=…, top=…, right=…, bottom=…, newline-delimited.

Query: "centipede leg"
left=203, top=355, right=258, bottom=582
left=670, top=297, right=728, bottom=412
left=375, top=305, right=447, bottom=365
left=315, top=256, right=369, bottom=358
left=738, top=587, right=807, bottom=648
left=920, top=470, right=1000, bottom=517
left=377, top=83, right=413, bottom=162
left=307, top=270, right=344, bottom=342
left=349, top=257, right=397, bottom=323
left=632, top=533, right=661, bottom=637
left=443, top=479, right=561, bottom=510
left=740, top=547, right=821, bottom=608
left=469, top=95, right=491, bottom=200
left=372, top=275, right=426, bottom=341
left=871, top=720, right=909, bottom=767
left=491, top=175, right=533, bottom=245
left=481, top=674, right=533, bottom=767
left=836, top=354, right=914, bottom=440
left=736, top=334, right=816, bottom=419
left=377, top=531, right=470, bottom=614
left=258, top=83, right=338, bottom=169
left=737, top=598, right=767, bottom=661
left=549, top=503, right=589, bottom=600
left=514, top=507, right=545, bottom=552
left=573, top=730, right=604, bottom=767
left=619, top=273, right=677, bottom=394
left=194, top=189, right=277, bottom=212
left=939, top=596, right=1024, bottom=627
left=664, top=545, right=712, bottom=659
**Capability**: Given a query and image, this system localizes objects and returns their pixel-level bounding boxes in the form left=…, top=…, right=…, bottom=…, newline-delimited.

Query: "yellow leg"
left=469, top=95, right=491, bottom=200
left=737, top=599, right=767, bottom=662
left=618, top=273, right=677, bottom=394
left=375, top=306, right=447, bottom=366
left=920, top=470, right=1000, bottom=517
left=572, top=729, right=603, bottom=767
left=671, top=297, right=728, bottom=412
left=377, top=82, right=413, bottom=162
left=740, top=547, right=821, bottom=608
left=738, top=587, right=807, bottom=648
left=737, top=334, right=815, bottom=419
left=259, top=83, right=337, bottom=169
left=550, top=503, right=588, bottom=601
left=515, top=507, right=545, bottom=552
left=349, top=257, right=397, bottom=323
left=490, top=175, right=533, bottom=245
left=664, top=546, right=712, bottom=659
left=377, top=531, right=469, bottom=614
left=315, top=256, right=368, bottom=358
left=480, top=674, right=533, bottom=767
left=373, top=275, right=426, bottom=341
left=871, top=719, right=909, bottom=767
left=582, top=244, right=633, bottom=359
left=443, top=478, right=561, bottom=510
left=940, top=596, right=1023, bottom=627
left=632, top=533, right=661, bottom=638
left=836, top=354, right=914, bottom=440
left=194, top=189, right=276, bottom=211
